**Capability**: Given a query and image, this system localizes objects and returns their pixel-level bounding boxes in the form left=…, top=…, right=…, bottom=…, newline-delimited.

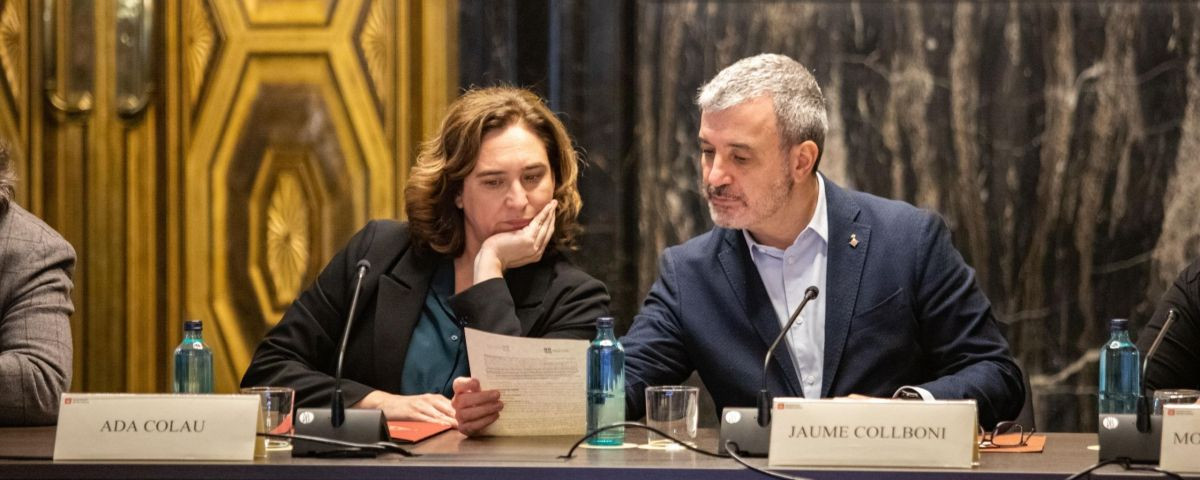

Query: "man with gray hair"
left=0, top=141, right=75, bottom=425
left=621, top=53, right=1024, bottom=428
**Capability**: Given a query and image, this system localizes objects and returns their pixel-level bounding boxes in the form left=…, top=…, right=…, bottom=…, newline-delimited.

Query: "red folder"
left=387, top=421, right=452, bottom=443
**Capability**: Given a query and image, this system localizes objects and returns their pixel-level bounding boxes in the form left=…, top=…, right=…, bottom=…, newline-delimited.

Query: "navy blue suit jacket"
left=622, top=179, right=1024, bottom=428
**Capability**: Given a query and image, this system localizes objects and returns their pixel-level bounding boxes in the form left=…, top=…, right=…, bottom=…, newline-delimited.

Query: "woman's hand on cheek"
left=473, top=200, right=557, bottom=284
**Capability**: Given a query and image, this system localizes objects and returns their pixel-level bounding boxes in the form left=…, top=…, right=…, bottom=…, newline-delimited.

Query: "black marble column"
left=459, top=0, right=1200, bottom=432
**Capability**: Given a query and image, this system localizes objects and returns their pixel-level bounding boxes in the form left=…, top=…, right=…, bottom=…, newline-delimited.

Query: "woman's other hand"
left=355, top=390, right=458, bottom=426
left=450, top=377, right=504, bottom=436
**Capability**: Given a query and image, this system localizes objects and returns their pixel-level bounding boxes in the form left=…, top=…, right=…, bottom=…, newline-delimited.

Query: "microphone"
left=758, top=286, right=820, bottom=427
left=293, top=259, right=391, bottom=457
left=1137, top=308, right=1178, bottom=433
left=1142, top=308, right=1179, bottom=383
left=1098, top=308, right=1178, bottom=463
left=332, top=259, right=371, bottom=427
left=719, top=285, right=818, bottom=456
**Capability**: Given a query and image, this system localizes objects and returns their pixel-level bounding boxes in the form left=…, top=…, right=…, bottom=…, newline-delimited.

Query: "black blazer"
left=1138, top=257, right=1200, bottom=391
left=241, top=220, right=610, bottom=407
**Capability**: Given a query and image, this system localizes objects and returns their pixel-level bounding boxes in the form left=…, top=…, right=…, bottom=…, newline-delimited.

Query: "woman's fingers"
left=456, top=398, right=504, bottom=423
left=424, top=408, right=457, bottom=426
left=405, top=395, right=456, bottom=425
left=452, top=377, right=481, bottom=395
left=477, top=200, right=557, bottom=271
left=458, top=413, right=501, bottom=436
left=452, top=388, right=504, bottom=436
left=428, top=395, right=458, bottom=422
left=452, top=389, right=500, bottom=410
left=538, top=215, right=556, bottom=252
left=531, top=200, right=557, bottom=252
left=537, top=199, right=557, bottom=223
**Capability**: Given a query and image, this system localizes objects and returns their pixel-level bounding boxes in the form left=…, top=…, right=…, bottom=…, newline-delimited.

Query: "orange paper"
left=388, top=421, right=452, bottom=443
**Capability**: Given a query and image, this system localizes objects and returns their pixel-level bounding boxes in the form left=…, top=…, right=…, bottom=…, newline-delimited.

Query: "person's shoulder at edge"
left=544, top=249, right=603, bottom=283
left=657, top=228, right=726, bottom=263
left=343, top=219, right=415, bottom=269
left=531, top=251, right=610, bottom=310
left=834, top=182, right=939, bottom=231
left=1, top=203, right=76, bottom=259
left=354, top=218, right=408, bottom=249
left=1183, top=258, right=1200, bottom=285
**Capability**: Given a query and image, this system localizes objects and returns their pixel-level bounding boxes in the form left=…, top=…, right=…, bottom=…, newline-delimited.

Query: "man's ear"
left=789, top=140, right=819, bottom=178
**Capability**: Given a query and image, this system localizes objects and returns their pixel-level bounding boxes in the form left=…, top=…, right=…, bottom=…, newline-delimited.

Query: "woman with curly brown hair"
left=242, top=87, right=609, bottom=436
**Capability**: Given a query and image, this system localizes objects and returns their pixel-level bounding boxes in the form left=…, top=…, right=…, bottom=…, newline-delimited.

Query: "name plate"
left=768, top=398, right=977, bottom=469
left=53, top=393, right=259, bottom=461
left=1161, top=404, right=1200, bottom=472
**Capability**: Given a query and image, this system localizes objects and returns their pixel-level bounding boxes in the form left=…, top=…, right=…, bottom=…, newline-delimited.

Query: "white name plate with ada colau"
left=1161, top=404, right=1200, bottom=472
left=769, top=398, right=977, bottom=469
left=53, top=393, right=259, bottom=461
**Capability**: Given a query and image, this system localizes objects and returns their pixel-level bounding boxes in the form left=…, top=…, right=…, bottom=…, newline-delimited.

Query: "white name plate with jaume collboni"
left=53, top=393, right=259, bottom=461
left=768, top=398, right=977, bottom=469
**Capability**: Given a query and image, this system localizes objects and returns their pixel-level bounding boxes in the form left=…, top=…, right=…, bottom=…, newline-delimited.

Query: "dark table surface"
left=0, top=427, right=1186, bottom=479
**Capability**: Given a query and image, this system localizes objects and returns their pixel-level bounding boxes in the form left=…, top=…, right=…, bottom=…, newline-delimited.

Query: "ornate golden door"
left=0, top=0, right=455, bottom=393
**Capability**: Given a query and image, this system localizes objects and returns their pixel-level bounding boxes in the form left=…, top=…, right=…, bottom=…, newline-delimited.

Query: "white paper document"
left=465, top=327, right=588, bottom=436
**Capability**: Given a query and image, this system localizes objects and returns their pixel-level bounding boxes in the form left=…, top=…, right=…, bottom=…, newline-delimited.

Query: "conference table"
left=0, top=427, right=1191, bottom=479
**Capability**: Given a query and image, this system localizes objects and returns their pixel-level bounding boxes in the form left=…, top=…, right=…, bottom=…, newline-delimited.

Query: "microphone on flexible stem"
left=331, top=259, right=371, bottom=428
left=293, top=259, right=392, bottom=458
left=758, top=286, right=820, bottom=427
left=1098, top=308, right=1177, bottom=463
left=719, top=285, right=818, bottom=456
left=1136, top=308, right=1178, bottom=433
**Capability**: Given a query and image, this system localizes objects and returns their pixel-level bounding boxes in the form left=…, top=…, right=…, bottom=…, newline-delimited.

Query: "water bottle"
left=587, top=316, right=625, bottom=446
left=173, top=320, right=213, bottom=393
left=1098, top=318, right=1140, bottom=414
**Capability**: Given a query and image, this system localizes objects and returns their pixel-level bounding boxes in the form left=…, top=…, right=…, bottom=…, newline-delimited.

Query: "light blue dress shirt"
left=742, top=173, right=829, bottom=400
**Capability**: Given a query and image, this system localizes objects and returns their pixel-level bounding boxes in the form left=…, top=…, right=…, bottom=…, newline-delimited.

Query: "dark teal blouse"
left=399, top=260, right=468, bottom=397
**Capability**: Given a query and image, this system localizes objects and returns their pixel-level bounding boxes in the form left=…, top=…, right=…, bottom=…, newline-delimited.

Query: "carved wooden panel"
left=0, top=0, right=452, bottom=396
left=182, top=0, right=221, bottom=124
left=175, top=0, right=453, bottom=392
left=0, top=0, right=20, bottom=107
left=239, top=0, right=336, bottom=27
left=209, top=61, right=370, bottom=377
left=354, top=0, right=391, bottom=120
left=0, top=0, right=22, bottom=206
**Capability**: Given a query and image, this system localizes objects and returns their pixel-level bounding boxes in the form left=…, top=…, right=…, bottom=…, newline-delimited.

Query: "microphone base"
left=1098, top=413, right=1161, bottom=464
left=293, top=408, right=389, bottom=457
left=719, top=407, right=770, bottom=456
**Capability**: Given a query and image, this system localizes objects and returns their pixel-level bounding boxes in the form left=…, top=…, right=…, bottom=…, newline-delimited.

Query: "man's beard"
left=703, top=171, right=794, bottom=229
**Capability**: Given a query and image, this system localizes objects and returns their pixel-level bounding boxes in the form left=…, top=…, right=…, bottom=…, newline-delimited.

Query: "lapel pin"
left=849, top=233, right=859, bottom=248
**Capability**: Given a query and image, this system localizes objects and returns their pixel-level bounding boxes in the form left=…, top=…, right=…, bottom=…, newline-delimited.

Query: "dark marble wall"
left=460, top=1, right=1200, bottom=432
